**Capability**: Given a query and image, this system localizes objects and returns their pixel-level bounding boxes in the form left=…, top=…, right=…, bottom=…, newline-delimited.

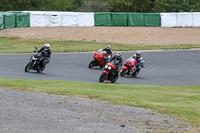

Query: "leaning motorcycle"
left=25, top=47, right=46, bottom=73
left=88, top=49, right=112, bottom=68
left=120, top=57, right=141, bottom=77
left=99, top=62, right=121, bottom=83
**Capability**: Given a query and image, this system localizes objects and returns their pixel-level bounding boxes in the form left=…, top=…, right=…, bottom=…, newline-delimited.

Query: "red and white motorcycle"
left=120, top=57, right=142, bottom=77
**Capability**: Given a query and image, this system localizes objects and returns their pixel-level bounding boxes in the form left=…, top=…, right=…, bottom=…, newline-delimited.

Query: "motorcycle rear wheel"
left=99, top=72, right=106, bottom=83
left=25, top=62, right=32, bottom=72
left=37, top=64, right=46, bottom=73
left=111, top=74, right=119, bottom=83
left=132, top=71, right=140, bottom=77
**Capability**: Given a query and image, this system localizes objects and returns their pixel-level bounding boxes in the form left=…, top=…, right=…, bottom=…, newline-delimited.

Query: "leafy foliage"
left=0, top=0, right=200, bottom=12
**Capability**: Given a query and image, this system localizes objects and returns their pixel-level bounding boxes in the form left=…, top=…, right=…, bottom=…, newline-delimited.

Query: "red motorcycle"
left=99, top=62, right=121, bottom=83
left=88, top=49, right=112, bottom=68
left=120, top=57, right=140, bottom=77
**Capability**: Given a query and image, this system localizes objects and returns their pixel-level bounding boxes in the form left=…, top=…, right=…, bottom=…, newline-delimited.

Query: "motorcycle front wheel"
left=25, top=62, right=32, bottom=72
left=99, top=72, right=106, bottom=83
left=88, top=60, right=94, bottom=68
left=120, top=68, right=126, bottom=77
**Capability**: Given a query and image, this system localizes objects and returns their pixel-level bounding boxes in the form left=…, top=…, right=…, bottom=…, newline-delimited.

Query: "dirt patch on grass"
left=0, top=27, right=200, bottom=45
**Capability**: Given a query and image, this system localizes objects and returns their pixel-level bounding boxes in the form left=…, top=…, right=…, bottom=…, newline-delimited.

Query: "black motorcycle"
left=25, top=47, right=46, bottom=73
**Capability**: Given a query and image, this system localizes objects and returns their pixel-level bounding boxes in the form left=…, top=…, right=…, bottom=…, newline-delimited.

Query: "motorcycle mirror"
left=35, top=47, right=37, bottom=50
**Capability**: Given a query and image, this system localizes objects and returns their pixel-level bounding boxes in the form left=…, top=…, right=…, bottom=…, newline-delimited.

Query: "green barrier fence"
left=111, top=13, right=128, bottom=26
left=95, top=12, right=112, bottom=26
left=4, top=13, right=16, bottom=28
left=16, top=13, right=30, bottom=27
left=0, top=14, right=4, bottom=29
left=144, top=13, right=160, bottom=27
left=128, top=13, right=144, bottom=26
left=95, top=12, right=161, bottom=27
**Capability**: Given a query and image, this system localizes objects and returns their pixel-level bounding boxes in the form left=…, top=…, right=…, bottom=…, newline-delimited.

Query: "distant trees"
left=0, top=0, right=200, bottom=12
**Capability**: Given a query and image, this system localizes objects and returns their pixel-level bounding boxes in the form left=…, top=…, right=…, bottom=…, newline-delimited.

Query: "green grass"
left=0, top=36, right=200, bottom=53
left=0, top=78, right=199, bottom=127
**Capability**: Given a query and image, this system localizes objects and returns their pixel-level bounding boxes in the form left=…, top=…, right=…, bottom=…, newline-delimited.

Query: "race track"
left=0, top=50, right=200, bottom=85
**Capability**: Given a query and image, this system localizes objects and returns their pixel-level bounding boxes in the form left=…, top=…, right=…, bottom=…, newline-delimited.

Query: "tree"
left=106, top=0, right=150, bottom=12
left=76, top=0, right=109, bottom=12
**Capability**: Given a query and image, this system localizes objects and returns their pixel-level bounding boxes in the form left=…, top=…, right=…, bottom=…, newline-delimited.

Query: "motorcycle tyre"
left=88, top=61, right=94, bottom=68
left=120, top=68, right=126, bottom=77
left=132, top=71, right=140, bottom=77
left=37, top=64, right=46, bottom=73
left=25, top=62, right=32, bottom=72
left=99, top=72, right=106, bottom=83
left=111, top=74, right=119, bottom=83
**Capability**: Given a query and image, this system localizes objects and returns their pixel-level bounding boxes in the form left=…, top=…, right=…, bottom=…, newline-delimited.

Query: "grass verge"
left=0, top=78, right=199, bottom=127
left=0, top=37, right=200, bottom=53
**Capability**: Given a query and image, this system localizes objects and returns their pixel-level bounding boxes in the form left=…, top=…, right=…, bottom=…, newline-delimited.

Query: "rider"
left=132, top=50, right=144, bottom=68
left=102, top=45, right=112, bottom=66
left=110, top=52, right=123, bottom=74
left=102, top=45, right=112, bottom=58
left=38, top=43, right=51, bottom=66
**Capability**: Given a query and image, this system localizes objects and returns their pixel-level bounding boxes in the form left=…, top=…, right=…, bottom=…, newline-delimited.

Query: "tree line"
left=0, top=0, right=200, bottom=12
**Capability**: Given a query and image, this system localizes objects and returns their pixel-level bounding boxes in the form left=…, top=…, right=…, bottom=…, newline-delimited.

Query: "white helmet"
left=115, top=52, right=121, bottom=59
left=44, top=43, right=50, bottom=51
left=44, top=43, right=50, bottom=48
left=136, top=50, right=141, bottom=57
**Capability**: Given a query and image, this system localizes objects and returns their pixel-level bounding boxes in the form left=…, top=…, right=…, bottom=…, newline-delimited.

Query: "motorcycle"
left=120, top=57, right=141, bottom=77
left=99, top=62, right=121, bottom=83
left=88, top=49, right=112, bottom=68
left=25, top=47, right=46, bottom=73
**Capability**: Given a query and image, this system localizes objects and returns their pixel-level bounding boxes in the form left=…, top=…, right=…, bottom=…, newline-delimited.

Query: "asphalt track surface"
left=0, top=50, right=200, bottom=86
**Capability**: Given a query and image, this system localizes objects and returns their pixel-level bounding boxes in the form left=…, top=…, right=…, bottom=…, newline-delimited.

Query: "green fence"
left=95, top=12, right=112, bottom=26
left=4, top=13, right=16, bottom=28
left=0, top=13, right=4, bottom=29
left=95, top=12, right=161, bottom=27
left=128, top=13, right=144, bottom=26
left=0, top=12, right=30, bottom=29
left=16, top=13, right=30, bottom=27
left=144, top=13, right=160, bottom=27
left=111, top=13, right=128, bottom=26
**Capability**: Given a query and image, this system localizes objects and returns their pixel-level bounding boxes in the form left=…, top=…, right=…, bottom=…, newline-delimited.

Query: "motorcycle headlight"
left=108, top=66, right=111, bottom=70
left=105, top=65, right=108, bottom=68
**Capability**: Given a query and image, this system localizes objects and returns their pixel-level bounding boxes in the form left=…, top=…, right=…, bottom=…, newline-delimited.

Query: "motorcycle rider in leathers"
left=38, top=43, right=51, bottom=67
left=132, top=50, right=144, bottom=68
left=109, top=52, right=123, bottom=77
left=102, top=45, right=112, bottom=66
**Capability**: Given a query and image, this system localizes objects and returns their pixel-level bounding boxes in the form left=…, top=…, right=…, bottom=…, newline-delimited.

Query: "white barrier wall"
left=30, top=11, right=46, bottom=27
left=78, top=12, right=94, bottom=27
left=192, top=12, right=200, bottom=27
left=28, top=11, right=94, bottom=27
left=45, top=12, right=62, bottom=27
left=161, top=13, right=177, bottom=27
left=62, top=12, right=78, bottom=27
left=176, top=13, right=193, bottom=27
left=161, top=12, right=200, bottom=27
